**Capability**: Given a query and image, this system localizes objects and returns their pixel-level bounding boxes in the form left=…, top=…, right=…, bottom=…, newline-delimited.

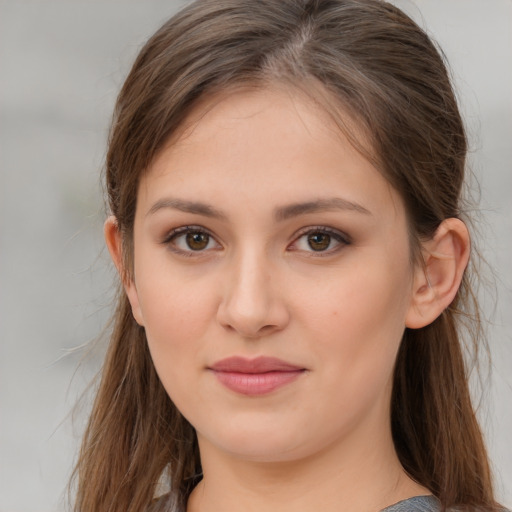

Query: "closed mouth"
left=208, top=356, right=306, bottom=395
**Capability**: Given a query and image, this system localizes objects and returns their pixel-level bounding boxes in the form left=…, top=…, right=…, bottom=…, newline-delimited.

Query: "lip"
left=208, top=356, right=306, bottom=396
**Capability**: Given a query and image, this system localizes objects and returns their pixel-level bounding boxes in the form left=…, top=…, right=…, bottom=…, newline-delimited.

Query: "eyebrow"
left=274, top=198, right=372, bottom=221
left=147, top=198, right=228, bottom=220
left=146, top=197, right=371, bottom=220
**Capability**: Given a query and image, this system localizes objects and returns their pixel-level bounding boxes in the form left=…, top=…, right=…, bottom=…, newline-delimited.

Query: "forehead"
left=154, top=81, right=378, bottom=168
left=137, top=85, right=403, bottom=222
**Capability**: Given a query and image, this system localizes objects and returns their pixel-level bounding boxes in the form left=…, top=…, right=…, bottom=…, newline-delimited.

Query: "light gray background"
left=0, top=1, right=510, bottom=511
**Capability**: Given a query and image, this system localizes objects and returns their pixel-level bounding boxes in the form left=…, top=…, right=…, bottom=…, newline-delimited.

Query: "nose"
left=216, top=249, right=290, bottom=338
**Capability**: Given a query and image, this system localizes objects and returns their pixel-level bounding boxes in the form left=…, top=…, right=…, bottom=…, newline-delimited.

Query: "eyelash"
left=288, top=226, right=351, bottom=256
left=161, top=225, right=350, bottom=257
left=162, top=225, right=220, bottom=257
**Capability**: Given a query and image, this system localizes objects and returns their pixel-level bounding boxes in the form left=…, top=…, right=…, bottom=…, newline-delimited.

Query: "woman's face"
left=126, top=87, right=420, bottom=463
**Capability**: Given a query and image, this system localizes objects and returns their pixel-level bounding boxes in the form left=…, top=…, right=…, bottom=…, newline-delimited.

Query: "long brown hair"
left=72, top=1, right=499, bottom=510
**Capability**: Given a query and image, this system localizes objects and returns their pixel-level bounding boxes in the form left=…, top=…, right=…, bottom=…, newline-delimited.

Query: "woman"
left=72, top=1, right=504, bottom=511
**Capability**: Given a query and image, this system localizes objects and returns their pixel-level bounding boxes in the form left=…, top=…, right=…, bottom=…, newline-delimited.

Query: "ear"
left=405, top=218, right=470, bottom=329
left=104, top=216, right=145, bottom=326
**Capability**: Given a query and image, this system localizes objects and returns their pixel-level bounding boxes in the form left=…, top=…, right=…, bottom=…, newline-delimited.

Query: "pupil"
left=186, top=232, right=209, bottom=250
left=308, top=232, right=330, bottom=251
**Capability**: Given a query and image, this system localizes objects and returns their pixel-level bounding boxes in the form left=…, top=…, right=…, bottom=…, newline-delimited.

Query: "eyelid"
left=288, top=225, right=351, bottom=254
left=161, top=225, right=209, bottom=243
left=161, top=225, right=222, bottom=255
left=160, top=224, right=350, bottom=257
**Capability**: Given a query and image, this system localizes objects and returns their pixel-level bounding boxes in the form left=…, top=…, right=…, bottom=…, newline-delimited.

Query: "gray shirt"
left=149, top=493, right=441, bottom=512
left=381, top=495, right=440, bottom=512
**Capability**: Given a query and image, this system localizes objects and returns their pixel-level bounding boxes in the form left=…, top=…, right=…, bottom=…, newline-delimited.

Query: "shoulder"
left=380, top=497, right=511, bottom=512
left=381, top=495, right=440, bottom=512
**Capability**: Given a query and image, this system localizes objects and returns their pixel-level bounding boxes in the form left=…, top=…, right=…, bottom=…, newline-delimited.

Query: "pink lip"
left=208, top=356, right=306, bottom=396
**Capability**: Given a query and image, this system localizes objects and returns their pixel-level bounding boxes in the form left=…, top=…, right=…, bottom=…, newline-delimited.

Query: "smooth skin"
left=105, top=86, right=469, bottom=512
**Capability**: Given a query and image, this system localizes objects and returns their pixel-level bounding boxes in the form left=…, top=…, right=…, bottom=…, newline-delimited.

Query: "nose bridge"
left=217, top=242, right=287, bottom=337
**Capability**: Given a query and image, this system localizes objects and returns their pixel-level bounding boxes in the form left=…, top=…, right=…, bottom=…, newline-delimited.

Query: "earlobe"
left=104, top=216, right=145, bottom=326
left=405, top=218, right=470, bottom=329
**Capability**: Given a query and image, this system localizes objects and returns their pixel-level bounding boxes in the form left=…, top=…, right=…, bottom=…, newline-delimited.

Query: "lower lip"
left=211, top=370, right=304, bottom=396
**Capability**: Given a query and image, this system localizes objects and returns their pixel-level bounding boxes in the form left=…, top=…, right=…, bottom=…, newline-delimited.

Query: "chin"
left=198, top=423, right=317, bottom=464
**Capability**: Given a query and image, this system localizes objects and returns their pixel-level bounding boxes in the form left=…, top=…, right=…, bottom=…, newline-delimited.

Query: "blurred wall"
left=0, top=1, right=510, bottom=510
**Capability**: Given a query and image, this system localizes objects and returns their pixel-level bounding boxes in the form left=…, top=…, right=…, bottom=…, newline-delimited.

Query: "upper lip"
left=208, top=356, right=304, bottom=373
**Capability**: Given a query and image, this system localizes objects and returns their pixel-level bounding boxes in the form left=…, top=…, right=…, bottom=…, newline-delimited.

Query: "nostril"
left=216, top=266, right=290, bottom=337
left=217, top=303, right=287, bottom=338
left=258, top=324, right=279, bottom=336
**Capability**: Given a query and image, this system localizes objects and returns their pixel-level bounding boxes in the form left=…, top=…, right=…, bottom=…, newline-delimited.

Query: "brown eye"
left=165, top=226, right=220, bottom=255
left=307, top=232, right=331, bottom=251
left=289, top=227, right=349, bottom=255
left=186, top=232, right=210, bottom=250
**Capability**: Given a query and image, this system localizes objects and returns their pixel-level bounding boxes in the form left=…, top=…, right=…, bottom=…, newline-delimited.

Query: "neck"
left=187, top=421, right=429, bottom=512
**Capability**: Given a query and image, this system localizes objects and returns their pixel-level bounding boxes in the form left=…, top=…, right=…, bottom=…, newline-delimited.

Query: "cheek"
left=141, top=284, right=212, bottom=345
left=133, top=259, right=217, bottom=380
left=140, top=286, right=213, bottom=413
left=296, top=253, right=412, bottom=378
left=300, top=255, right=410, bottom=332
left=291, top=267, right=410, bottom=438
